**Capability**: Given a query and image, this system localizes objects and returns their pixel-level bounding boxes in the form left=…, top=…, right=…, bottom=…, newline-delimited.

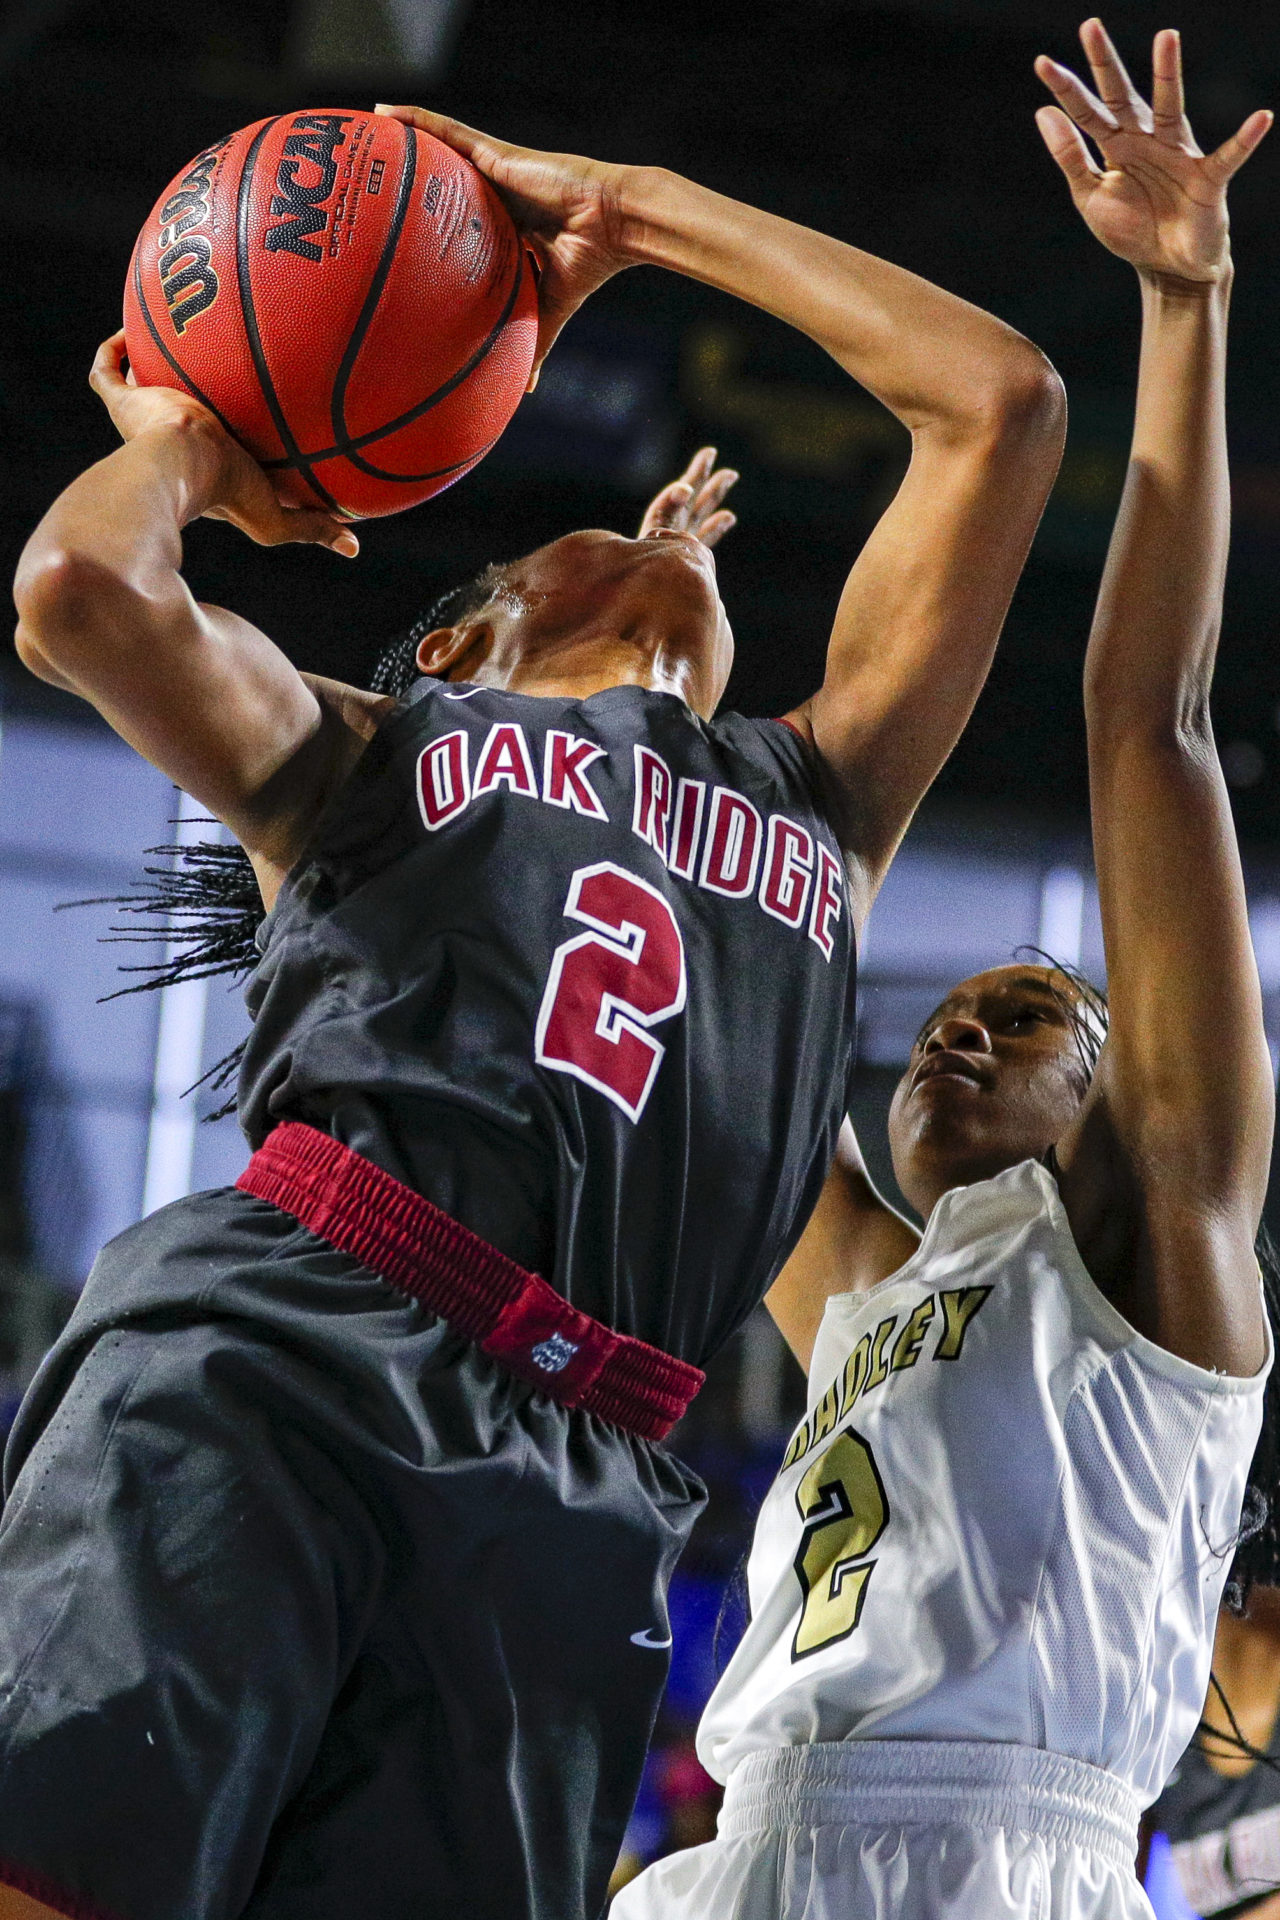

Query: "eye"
left=1006, top=1006, right=1048, bottom=1031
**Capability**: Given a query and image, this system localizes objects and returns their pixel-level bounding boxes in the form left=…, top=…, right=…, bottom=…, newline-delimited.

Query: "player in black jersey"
left=4, top=121, right=1064, bottom=1920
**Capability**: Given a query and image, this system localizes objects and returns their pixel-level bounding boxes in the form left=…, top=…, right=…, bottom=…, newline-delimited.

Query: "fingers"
left=637, top=449, right=740, bottom=542
left=375, top=103, right=485, bottom=159
left=375, top=103, right=519, bottom=183
left=88, top=329, right=129, bottom=398
left=248, top=502, right=359, bottom=556
left=1034, top=54, right=1119, bottom=149
left=1206, top=107, right=1274, bottom=183
left=285, top=509, right=360, bottom=558
left=697, top=510, right=737, bottom=550
left=1034, top=103, right=1104, bottom=193
left=638, top=479, right=695, bottom=536
left=1149, top=27, right=1186, bottom=140
left=690, top=464, right=740, bottom=524
left=680, top=445, right=719, bottom=491
left=1078, top=17, right=1146, bottom=130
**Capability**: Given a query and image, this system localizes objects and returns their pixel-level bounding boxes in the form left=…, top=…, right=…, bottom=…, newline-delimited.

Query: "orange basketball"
left=123, top=110, right=539, bottom=520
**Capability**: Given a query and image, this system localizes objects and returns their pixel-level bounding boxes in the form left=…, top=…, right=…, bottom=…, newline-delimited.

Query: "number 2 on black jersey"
left=535, top=862, right=687, bottom=1123
left=792, top=1428, right=889, bottom=1660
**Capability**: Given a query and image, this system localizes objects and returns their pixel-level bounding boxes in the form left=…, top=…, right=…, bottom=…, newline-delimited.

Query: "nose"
left=924, top=1015, right=993, bottom=1055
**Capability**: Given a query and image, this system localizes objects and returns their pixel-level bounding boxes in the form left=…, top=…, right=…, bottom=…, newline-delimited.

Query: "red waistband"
left=235, top=1122, right=703, bottom=1441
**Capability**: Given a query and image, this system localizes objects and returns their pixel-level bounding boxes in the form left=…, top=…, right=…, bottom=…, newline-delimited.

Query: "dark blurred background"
left=1, top=0, right=1278, bottom=1900
left=5, top=0, right=1280, bottom=818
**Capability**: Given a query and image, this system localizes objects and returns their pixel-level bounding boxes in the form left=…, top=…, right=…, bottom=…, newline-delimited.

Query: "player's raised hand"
left=89, top=333, right=359, bottom=556
left=638, top=447, right=740, bottom=549
left=1035, top=19, right=1271, bottom=283
left=375, top=104, right=637, bottom=375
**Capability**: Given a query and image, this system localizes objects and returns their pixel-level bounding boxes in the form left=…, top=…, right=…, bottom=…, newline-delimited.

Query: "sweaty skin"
left=768, top=20, right=1272, bottom=1383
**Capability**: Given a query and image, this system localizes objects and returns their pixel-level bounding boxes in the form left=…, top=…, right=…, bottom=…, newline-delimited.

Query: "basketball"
left=123, top=110, right=539, bottom=520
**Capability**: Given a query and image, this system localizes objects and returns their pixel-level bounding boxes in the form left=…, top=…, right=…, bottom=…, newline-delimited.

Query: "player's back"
left=238, top=678, right=858, bottom=1364
left=697, top=1158, right=1267, bottom=1800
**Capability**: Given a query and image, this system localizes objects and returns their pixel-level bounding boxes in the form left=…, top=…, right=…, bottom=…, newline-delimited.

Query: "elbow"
left=13, top=545, right=132, bottom=680
left=979, top=346, right=1067, bottom=452
left=1084, top=667, right=1215, bottom=755
left=914, top=341, right=1066, bottom=478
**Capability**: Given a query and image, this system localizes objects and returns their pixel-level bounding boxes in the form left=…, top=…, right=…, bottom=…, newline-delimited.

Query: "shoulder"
left=709, top=709, right=823, bottom=788
left=303, top=672, right=399, bottom=744
left=239, top=673, right=399, bottom=904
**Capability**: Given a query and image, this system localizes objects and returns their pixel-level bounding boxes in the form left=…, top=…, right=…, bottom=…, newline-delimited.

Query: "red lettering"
left=668, top=779, right=706, bottom=880
left=760, top=817, right=814, bottom=928
left=808, top=844, right=844, bottom=960
left=698, top=788, right=763, bottom=899
left=543, top=730, right=608, bottom=819
left=535, top=863, right=686, bottom=1122
left=474, top=722, right=537, bottom=797
left=416, top=731, right=470, bottom=831
left=632, top=747, right=673, bottom=860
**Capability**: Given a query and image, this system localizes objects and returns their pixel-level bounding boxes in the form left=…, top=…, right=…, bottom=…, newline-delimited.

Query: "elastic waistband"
left=720, top=1740, right=1139, bottom=1869
left=236, top=1121, right=704, bottom=1442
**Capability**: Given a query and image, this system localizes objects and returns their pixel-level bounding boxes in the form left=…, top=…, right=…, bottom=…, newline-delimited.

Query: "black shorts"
left=0, top=1187, right=705, bottom=1920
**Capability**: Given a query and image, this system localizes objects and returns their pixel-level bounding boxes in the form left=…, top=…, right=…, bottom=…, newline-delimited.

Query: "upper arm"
left=785, top=362, right=1065, bottom=917
left=1054, top=723, right=1272, bottom=1374
left=767, top=1119, right=920, bottom=1372
left=14, top=548, right=388, bottom=889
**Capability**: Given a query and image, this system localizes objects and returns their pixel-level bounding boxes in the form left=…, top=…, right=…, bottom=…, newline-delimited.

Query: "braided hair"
left=71, top=564, right=508, bottom=1116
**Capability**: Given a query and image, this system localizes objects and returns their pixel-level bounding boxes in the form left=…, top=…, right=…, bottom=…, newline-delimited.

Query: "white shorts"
left=611, top=1739, right=1153, bottom=1920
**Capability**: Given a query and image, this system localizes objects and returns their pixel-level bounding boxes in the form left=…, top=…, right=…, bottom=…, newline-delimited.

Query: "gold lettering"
left=935, top=1286, right=993, bottom=1362
left=864, top=1316, right=897, bottom=1395
left=811, top=1381, right=839, bottom=1445
left=782, top=1416, right=812, bottom=1470
left=891, top=1297, right=935, bottom=1372
left=839, top=1334, right=871, bottom=1418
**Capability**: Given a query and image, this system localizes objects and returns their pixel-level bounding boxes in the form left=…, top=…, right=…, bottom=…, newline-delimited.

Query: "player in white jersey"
left=615, top=20, right=1276, bottom=1920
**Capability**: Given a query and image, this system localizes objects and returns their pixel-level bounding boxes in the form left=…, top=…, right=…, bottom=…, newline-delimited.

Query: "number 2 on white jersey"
left=535, top=862, right=686, bottom=1123
left=792, top=1428, right=889, bottom=1659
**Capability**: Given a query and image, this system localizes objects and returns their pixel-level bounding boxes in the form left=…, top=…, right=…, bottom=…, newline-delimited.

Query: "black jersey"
left=239, top=678, right=858, bottom=1365
left=1151, top=1723, right=1280, bottom=1915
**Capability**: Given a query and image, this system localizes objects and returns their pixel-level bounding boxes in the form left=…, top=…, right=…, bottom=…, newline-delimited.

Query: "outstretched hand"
left=1035, top=18, right=1271, bottom=283
left=638, top=447, right=739, bottom=548
left=375, top=104, right=636, bottom=379
left=89, top=333, right=359, bottom=556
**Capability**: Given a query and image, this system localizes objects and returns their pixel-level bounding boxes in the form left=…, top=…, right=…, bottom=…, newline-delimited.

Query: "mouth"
left=911, top=1051, right=988, bottom=1095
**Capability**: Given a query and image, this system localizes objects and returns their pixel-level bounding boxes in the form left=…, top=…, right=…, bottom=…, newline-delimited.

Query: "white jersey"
left=616, top=1159, right=1268, bottom=1920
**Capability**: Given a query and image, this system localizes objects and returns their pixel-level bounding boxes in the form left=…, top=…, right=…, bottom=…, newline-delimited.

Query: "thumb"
left=1036, top=105, right=1103, bottom=197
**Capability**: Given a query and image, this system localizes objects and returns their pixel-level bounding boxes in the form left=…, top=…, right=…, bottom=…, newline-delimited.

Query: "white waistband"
left=719, top=1740, right=1140, bottom=1870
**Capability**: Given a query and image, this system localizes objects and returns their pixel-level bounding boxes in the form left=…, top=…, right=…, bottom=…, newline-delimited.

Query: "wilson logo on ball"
left=157, top=142, right=226, bottom=336
left=125, top=109, right=539, bottom=518
left=264, top=112, right=354, bottom=263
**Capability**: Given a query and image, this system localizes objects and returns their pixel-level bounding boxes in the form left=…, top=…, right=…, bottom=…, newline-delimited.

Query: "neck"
left=912, top=1149, right=1036, bottom=1219
left=466, top=633, right=709, bottom=714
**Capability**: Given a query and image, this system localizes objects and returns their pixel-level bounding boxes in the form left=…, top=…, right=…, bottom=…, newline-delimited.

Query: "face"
left=887, top=965, right=1100, bottom=1218
left=416, top=527, right=734, bottom=717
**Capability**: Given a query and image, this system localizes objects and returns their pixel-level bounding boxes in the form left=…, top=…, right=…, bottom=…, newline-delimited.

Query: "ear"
left=414, top=622, right=488, bottom=679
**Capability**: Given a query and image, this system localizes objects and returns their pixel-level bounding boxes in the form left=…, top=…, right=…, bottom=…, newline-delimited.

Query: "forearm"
left=622, top=167, right=1050, bottom=430
left=1080, top=264, right=1272, bottom=1226
left=1084, top=273, right=1231, bottom=727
